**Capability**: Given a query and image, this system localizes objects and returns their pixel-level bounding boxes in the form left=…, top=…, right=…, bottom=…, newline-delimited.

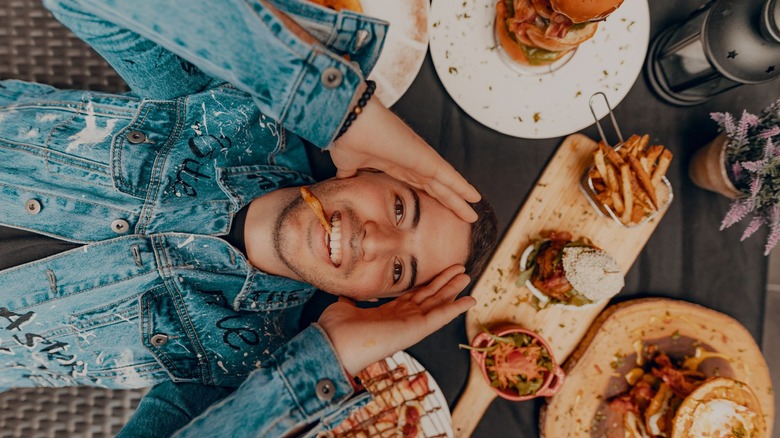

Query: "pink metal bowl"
left=470, top=326, right=565, bottom=401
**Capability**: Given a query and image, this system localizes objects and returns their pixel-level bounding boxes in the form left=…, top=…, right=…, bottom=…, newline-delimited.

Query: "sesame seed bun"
left=561, top=246, right=624, bottom=302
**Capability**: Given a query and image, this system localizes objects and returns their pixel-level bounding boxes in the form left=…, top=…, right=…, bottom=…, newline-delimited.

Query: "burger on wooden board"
left=519, top=231, right=624, bottom=307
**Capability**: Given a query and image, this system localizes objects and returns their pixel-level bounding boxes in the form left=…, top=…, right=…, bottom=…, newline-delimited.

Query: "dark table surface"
left=0, top=0, right=777, bottom=436
left=385, top=1, right=779, bottom=436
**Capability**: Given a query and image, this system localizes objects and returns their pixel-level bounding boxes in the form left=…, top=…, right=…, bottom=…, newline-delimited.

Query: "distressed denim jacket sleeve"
left=43, top=0, right=388, bottom=148
left=172, top=324, right=356, bottom=437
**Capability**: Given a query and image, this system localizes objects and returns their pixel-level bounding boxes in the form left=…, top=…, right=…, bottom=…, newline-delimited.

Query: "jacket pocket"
left=44, top=94, right=138, bottom=187
left=139, top=287, right=205, bottom=383
left=111, top=99, right=184, bottom=198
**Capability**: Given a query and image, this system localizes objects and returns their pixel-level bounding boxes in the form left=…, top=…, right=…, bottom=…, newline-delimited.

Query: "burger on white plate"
left=518, top=231, right=624, bottom=308
left=495, top=0, right=625, bottom=67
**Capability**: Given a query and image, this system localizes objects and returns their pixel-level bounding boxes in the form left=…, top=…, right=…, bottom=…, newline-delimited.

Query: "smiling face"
left=249, top=171, right=472, bottom=300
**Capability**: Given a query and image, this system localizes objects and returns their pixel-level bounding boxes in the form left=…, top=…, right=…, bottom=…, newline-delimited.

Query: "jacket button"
left=25, top=199, right=41, bottom=215
left=321, top=68, right=343, bottom=88
left=126, top=130, right=147, bottom=144
left=315, top=378, right=335, bottom=401
left=110, top=219, right=130, bottom=234
left=150, top=333, right=169, bottom=346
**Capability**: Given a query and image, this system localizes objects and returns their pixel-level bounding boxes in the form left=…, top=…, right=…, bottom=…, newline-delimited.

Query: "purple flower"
left=712, top=98, right=780, bottom=254
left=730, top=110, right=758, bottom=149
left=766, top=221, right=780, bottom=256
left=741, top=159, right=767, bottom=173
left=721, top=199, right=753, bottom=230
left=764, top=138, right=780, bottom=159
left=711, top=111, right=736, bottom=137
left=731, top=162, right=743, bottom=181
left=759, top=126, right=780, bottom=140
left=741, top=215, right=765, bottom=241
left=749, top=174, right=762, bottom=199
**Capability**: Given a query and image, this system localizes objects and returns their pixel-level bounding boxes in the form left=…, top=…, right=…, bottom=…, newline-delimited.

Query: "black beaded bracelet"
left=335, top=80, right=377, bottom=140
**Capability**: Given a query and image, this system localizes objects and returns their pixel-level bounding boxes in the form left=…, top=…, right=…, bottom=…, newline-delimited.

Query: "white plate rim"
left=364, top=0, right=430, bottom=107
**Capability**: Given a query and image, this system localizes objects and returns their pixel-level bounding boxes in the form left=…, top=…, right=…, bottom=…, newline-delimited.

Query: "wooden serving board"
left=540, top=298, right=774, bottom=438
left=451, top=134, right=671, bottom=436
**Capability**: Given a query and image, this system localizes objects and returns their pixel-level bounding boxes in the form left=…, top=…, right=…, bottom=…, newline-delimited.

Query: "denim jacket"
left=174, top=325, right=376, bottom=438
left=0, top=0, right=388, bottom=392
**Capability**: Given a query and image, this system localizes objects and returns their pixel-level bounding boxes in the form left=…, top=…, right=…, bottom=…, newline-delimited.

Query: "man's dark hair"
left=464, top=199, right=498, bottom=280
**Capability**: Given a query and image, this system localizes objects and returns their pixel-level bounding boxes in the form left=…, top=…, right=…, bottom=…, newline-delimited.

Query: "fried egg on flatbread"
left=671, top=377, right=765, bottom=438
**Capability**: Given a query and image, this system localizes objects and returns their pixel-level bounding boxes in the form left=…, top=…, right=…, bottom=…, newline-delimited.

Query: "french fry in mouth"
left=300, top=186, right=332, bottom=235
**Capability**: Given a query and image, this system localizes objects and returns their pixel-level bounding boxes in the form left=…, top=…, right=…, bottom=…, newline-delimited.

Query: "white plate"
left=363, top=0, right=429, bottom=107
left=428, top=0, right=650, bottom=139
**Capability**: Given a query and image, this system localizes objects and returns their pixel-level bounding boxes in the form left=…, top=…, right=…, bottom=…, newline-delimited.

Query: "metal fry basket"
left=580, top=93, right=673, bottom=228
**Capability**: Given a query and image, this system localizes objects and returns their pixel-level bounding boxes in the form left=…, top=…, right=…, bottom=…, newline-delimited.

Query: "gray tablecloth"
left=0, top=0, right=776, bottom=437
left=393, top=2, right=776, bottom=436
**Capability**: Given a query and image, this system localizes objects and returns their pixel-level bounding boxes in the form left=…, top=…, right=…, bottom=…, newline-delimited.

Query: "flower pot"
left=688, top=134, right=743, bottom=199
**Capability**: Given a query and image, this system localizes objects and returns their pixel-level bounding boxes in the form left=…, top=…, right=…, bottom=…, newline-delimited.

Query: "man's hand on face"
left=317, top=265, right=475, bottom=376
left=330, top=96, right=481, bottom=223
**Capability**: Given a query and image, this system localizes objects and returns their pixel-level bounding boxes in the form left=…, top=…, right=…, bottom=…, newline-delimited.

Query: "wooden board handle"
left=451, top=364, right=497, bottom=437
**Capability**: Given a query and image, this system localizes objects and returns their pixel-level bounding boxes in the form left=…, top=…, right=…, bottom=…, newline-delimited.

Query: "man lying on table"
left=0, top=0, right=498, bottom=436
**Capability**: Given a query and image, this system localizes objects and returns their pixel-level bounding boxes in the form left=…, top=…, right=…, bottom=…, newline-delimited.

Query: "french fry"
left=630, top=201, right=646, bottom=224
left=605, top=164, right=624, bottom=213
left=600, top=141, right=625, bottom=167
left=300, top=186, right=332, bottom=234
left=605, top=163, right=620, bottom=192
left=633, top=186, right=655, bottom=212
left=645, top=145, right=664, bottom=167
left=640, top=156, right=650, bottom=174
left=623, top=135, right=641, bottom=157
left=610, top=191, right=624, bottom=215
left=594, top=149, right=609, bottom=183
left=628, top=155, right=658, bottom=209
left=597, top=191, right=613, bottom=206
left=651, top=149, right=673, bottom=186
left=620, top=164, right=634, bottom=224
left=637, top=134, right=650, bottom=153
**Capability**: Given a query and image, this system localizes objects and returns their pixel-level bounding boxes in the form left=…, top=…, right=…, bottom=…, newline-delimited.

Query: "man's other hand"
left=317, top=265, right=475, bottom=375
left=330, top=97, right=481, bottom=223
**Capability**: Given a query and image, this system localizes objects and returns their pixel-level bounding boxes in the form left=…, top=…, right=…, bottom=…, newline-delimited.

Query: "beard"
left=273, top=195, right=310, bottom=282
left=272, top=187, right=359, bottom=294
